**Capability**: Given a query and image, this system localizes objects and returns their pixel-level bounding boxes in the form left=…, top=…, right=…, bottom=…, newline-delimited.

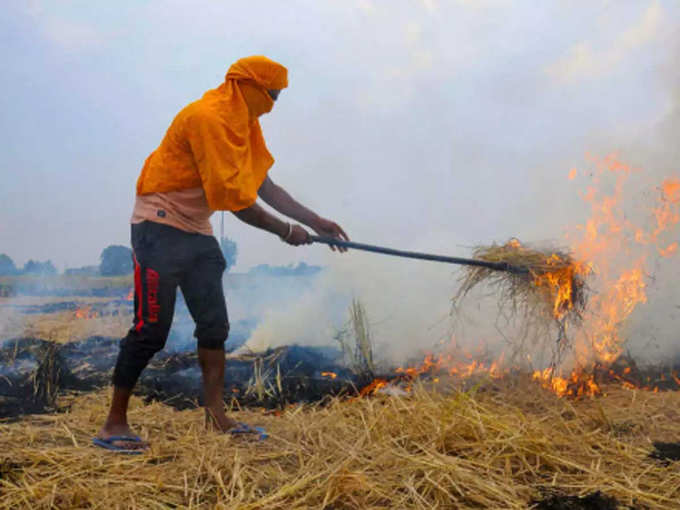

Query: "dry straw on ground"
left=1, top=381, right=679, bottom=509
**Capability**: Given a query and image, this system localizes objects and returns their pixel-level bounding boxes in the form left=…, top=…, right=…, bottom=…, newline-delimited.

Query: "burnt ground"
left=649, top=441, right=680, bottom=464
left=532, top=490, right=631, bottom=510
left=0, top=336, right=371, bottom=419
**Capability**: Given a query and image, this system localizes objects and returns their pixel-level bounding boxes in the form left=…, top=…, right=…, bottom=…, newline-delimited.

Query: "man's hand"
left=312, top=217, right=350, bottom=252
left=281, top=224, right=312, bottom=246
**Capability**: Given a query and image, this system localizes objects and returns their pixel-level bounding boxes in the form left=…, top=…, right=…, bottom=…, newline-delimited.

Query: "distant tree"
left=22, top=259, right=57, bottom=275
left=100, top=245, right=133, bottom=276
left=64, top=265, right=100, bottom=276
left=0, top=254, right=17, bottom=275
left=219, top=237, right=238, bottom=272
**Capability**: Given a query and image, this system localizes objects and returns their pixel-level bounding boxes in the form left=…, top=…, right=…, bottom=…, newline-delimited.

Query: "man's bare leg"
left=97, top=386, right=148, bottom=449
left=199, top=347, right=238, bottom=431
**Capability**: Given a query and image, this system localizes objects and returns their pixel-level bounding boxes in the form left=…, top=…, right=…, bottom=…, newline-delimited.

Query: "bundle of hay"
left=453, top=239, right=589, bottom=360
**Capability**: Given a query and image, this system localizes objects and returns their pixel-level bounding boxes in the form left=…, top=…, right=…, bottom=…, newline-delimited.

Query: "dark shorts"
left=112, top=221, right=229, bottom=389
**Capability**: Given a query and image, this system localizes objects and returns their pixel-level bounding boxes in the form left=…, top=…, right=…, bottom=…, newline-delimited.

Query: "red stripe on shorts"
left=133, top=254, right=145, bottom=332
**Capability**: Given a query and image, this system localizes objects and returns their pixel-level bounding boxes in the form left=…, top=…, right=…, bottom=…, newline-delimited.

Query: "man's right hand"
left=281, top=224, right=311, bottom=246
left=232, top=203, right=311, bottom=247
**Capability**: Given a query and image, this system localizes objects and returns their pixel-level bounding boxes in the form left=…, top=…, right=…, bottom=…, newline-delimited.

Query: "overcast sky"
left=1, top=0, right=678, bottom=271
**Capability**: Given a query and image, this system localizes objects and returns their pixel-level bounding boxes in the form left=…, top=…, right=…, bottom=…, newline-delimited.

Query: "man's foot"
left=204, top=407, right=240, bottom=432
left=96, top=424, right=149, bottom=451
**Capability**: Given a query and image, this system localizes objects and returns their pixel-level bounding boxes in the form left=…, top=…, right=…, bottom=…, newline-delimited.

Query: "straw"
left=1, top=380, right=678, bottom=509
left=453, top=239, right=589, bottom=365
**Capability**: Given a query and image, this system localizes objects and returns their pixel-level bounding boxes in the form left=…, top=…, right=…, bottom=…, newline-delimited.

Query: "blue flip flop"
left=230, top=422, right=268, bottom=441
left=92, top=435, right=147, bottom=454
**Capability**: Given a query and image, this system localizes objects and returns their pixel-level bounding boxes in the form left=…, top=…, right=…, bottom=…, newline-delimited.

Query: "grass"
left=1, top=381, right=679, bottom=509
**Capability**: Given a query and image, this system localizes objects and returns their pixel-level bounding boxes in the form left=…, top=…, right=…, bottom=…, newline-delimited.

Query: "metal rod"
left=310, top=236, right=529, bottom=274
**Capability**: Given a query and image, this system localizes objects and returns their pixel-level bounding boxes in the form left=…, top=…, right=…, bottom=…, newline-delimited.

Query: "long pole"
left=310, top=236, right=529, bottom=274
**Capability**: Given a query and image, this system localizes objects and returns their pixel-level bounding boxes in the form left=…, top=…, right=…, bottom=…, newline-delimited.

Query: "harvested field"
left=0, top=297, right=131, bottom=344
left=1, top=381, right=679, bottom=509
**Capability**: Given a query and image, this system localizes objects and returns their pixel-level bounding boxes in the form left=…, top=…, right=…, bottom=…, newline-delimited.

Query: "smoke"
left=244, top=31, right=680, bottom=369
left=245, top=252, right=457, bottom=364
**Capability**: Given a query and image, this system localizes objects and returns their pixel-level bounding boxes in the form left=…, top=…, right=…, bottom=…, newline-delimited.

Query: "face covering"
left=239, top=81, right=275, bottom=118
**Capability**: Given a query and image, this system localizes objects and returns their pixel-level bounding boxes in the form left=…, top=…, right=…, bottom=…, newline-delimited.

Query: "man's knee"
left=112, top=328, right=170, bottom=388
left=196, top=321, right=229, bottom=350
left=121, top=326, right=170, bottom=356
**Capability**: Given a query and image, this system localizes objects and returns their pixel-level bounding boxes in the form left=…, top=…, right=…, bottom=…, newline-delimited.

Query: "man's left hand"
left=312, top=218, right=350, bottom=252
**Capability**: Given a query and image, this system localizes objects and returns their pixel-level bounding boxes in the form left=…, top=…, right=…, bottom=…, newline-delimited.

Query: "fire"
left=531, top=254, right=585, bottom=321
left=321, top=371, right=337, bottom=379
left=532, top=367, right=601, bottom=398
left=535, top=155, right=679, bottom=393
left=393, top=350, right=506, bottom=385
left=126, top=288, right=134, bottom=301
left=359, top=378, right=388, bottom=396
left=377, top=155, right=679, bottom=400
left=74, top=305, right=99, bottom=319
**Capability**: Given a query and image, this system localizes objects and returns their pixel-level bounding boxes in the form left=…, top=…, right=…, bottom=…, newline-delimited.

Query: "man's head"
left=226, top=56, right=287, bottom=117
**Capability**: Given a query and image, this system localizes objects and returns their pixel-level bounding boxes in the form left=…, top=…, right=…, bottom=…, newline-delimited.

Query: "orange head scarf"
left=136, top=56, right=289, bottom=211
left=227, top=56, right=288, bottom=117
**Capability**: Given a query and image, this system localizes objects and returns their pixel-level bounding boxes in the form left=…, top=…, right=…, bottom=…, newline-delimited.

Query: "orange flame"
left=359, top=378, right=388, bottom=396
left=532, top=367, right=601, bottom=398
left=391, top=155, right=679, bottom=399
left=74, top=305, right=99, bottom=319
left=321, top=371, right=337, bottom=379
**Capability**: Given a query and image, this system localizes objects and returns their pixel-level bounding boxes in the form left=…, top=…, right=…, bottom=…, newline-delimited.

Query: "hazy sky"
left=1, top=0, right=678, bottom=271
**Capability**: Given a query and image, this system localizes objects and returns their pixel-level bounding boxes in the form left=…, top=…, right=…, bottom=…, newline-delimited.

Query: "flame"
left=387, top=155, right=678, bottom=399
left=359, top=378, right=388, bottom=396
left=659, top=242, right=678, bottom=258
left=533, top=155, right=678, bottom=394
left=126, top=288, right=134, bottom=301
left=532, top=367, right=601, bottom=398
left=563, top=155, right=678, bottom=366
left=350, top=156, right=677, bottom=401
left=74, top=305, right=99, bottom=319
left=395, top=350, right=506, bottom=383
left=531, top=254, right=585, bottom=321
left=321, top=371, right=337, bottom=379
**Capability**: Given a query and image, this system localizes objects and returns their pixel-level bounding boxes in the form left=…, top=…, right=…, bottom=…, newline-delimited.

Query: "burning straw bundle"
left=453, top=239, right=588, bottom=361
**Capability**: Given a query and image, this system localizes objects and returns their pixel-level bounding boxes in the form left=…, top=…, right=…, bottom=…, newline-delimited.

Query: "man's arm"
left=258, top=176, right=349, bottom=249
left=232, top=202, right=310, bottom=246
left=258, top=175, right=319, bottom=226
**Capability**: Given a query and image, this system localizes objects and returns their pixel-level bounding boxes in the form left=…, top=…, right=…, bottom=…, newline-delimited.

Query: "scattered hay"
left=454, top=239, right=589, bottom=363
left=1, top=382, right=679, bottom=509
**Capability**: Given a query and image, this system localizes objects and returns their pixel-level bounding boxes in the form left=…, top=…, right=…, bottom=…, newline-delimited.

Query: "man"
left=94, top=56, right=348, bottom=452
